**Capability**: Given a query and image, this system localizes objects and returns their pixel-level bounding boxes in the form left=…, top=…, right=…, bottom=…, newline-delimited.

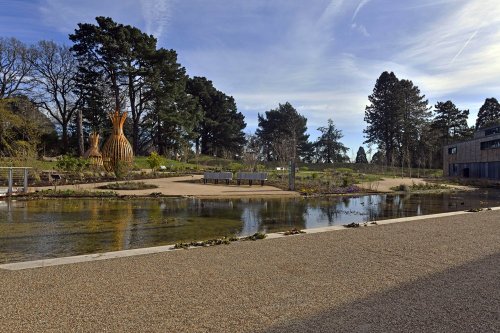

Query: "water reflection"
left=1, top=189, right=500, bottom=263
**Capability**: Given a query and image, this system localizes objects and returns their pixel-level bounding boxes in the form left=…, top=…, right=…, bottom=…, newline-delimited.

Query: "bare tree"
left=30, top=41, right=82, bottom=152
left=0, top=37, right=34, bottom=98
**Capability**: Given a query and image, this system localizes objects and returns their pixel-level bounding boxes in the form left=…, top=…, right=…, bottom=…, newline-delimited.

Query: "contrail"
left=352, top=0, right=371, bottom=21
left=450, top=28, right=479, bottom=65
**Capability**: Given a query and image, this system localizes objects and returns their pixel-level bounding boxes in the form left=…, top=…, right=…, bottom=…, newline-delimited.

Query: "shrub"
left=56, top=155, right=89, bottom=172
left=146, top=152, right=164, bottom=171
left=229, top=162, right=243, bottom=172
left=113, top=159, right=132, bottom=179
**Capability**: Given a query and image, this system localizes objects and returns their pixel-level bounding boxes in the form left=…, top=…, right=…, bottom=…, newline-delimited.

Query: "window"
left=485, top=127, right=500, bottom=136
left=448, top=147, right=457, bottom=155
left=480, top=139, right=500, bottom=150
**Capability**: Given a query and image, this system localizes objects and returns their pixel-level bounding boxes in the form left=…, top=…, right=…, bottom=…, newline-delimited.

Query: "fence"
left=0, top=167, right=32, bottom=196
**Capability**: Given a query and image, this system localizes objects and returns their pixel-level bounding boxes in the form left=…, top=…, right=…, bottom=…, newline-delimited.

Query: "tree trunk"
left=61, top=123, right=68, bottom=154
left=76, top=109, right=84, bottom=156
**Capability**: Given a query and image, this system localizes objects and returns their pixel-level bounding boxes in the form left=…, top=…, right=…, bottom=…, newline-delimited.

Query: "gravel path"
left=1, top=210, right=499, bottom=332
left=33, top=175, right=299, bottom=198
left=358, top=177, right=474, bottom=192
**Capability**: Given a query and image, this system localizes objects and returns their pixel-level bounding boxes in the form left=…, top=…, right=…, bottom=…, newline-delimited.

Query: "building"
left=443, top=125, right=500, bottom=179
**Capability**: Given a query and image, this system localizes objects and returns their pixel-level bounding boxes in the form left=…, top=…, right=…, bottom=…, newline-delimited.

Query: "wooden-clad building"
left=443, top=125, right=500, bottom=179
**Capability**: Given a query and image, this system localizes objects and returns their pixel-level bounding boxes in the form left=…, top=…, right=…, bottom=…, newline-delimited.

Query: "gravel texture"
left=0, top=210, right=499, bottom=332
left=33, top=175, right=299, bottom=198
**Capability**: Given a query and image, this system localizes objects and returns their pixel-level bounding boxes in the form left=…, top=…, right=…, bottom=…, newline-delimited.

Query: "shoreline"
left=2, top=206, right=499, bottom=270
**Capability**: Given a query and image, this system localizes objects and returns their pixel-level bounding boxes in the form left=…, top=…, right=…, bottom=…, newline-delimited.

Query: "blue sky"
left=1, top=0, right=500, bottom=158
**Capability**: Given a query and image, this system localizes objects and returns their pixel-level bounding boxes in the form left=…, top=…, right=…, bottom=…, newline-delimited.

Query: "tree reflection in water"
left=1, top=190, right=500, bottom=263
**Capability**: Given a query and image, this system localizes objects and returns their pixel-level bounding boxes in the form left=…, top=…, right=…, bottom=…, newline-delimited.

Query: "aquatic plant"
left=172, top=233, right=266, bottom=249
left=240, top=232, right=267, bottom=241
left=283, top=228, right=306, bottom=235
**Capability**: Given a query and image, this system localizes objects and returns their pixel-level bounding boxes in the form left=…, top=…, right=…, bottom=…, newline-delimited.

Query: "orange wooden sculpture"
left=83, top=131, right=103, bottom=167
left=101, top=110, right=134, bottom=172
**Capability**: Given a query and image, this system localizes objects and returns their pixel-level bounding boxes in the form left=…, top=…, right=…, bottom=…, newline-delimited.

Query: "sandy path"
left=358, top=177, right=473, bottom=192
left=33, top=175, right=299, bottom=198
left=0, top=210, right=498, bottom=332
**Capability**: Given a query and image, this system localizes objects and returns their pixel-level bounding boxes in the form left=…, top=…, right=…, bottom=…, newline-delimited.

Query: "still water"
left=1, top=190, right=500, bottom=263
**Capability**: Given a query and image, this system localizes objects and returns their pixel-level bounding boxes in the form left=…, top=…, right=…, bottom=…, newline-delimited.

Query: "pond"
left=1, top=189, right=500, bottom=263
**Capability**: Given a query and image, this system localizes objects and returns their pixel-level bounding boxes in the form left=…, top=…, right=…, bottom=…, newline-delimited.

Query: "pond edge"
left=2, top=206, right=499, bottom=271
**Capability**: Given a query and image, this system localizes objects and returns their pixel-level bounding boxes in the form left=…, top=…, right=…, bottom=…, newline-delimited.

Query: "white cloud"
left=351, top=23, right=370, bottom=37
left=390, top=0, right=500, bottom=99
left=352, top=0, right=371, bottom=21
left=38, top=0, right=172, bottom=40
left=139, top=0, right=173, bottom=39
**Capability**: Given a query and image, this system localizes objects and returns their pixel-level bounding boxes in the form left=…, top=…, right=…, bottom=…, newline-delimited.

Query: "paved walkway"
left=1, top=210, right=499, bottom=332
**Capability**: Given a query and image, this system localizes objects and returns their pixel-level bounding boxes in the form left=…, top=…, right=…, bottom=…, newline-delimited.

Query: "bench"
left=203, top=172, right=233, bottom=185
left=50, top=174, right=62, bottom=181
left=236, top=172, right=268, bottom=186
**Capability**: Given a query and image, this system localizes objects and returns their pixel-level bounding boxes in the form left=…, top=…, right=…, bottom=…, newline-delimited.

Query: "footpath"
left=0, top=209, right=499, bottom=332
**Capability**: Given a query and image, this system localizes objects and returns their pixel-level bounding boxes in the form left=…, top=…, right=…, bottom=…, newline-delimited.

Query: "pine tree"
left=186, top=77, right=246, bottom=158
left=355, top=147, right=368, bottom=163
left=476, top=97, right=500, bottom=129
left=431, top=101, right=471, bottom=144
left=314, top=119, right=349, bottom=163
left=364, top=71, right=401, bottom=165
left=256, top=102, right=311, bottom=162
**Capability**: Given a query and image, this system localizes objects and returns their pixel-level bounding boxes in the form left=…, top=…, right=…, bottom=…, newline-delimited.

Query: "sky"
left=1, top=0, right=500, bottom=158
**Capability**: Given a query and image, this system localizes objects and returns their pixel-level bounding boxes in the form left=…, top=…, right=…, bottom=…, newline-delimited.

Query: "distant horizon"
left=1, top=0, right=499, bottom=157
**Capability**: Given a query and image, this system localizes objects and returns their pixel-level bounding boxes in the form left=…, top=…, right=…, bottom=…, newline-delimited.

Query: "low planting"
left=283, top=228, right=306, bottom=235
left=173, top=232, right=267, bottom=249
left=391, top=182, right=449, bottom=192
left=97, top=181, right=158, bottom=190
left=23, top=189, right=117, bottom=198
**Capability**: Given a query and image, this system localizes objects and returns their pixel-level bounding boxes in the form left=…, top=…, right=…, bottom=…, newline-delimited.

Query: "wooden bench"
left=236, top=172, right=268, bottom=186
left=203, top=172, right=233, bottom=185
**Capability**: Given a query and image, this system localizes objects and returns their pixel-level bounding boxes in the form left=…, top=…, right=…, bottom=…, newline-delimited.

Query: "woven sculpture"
left=83, top=132, right=103, bottom=167
left=101, top=110, right=134, bottom=172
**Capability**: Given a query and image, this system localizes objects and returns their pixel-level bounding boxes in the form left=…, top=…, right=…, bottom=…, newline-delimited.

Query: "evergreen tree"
left=314, top=119, right=349, bottom=163
left=397, top=79, right=431, bottom=169
left=144, top=49, right=201, bottom=158
left=256, top=102, right=311, bottom=162
left=355, top=147, right=368, bottom=163
left=70, top=16, right=158, bottom=154
left=186, top=77, right=246, bottom=158
left=364, top=72, right=430, bottom=168
left=431, top=100, right=471, bottom=144
left=475, top=97, right=500, bottom=129
left=364, top=71, right=401, bottom=165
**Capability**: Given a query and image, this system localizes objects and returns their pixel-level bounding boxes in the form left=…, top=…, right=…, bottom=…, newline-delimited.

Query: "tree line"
left=2, top=18, right=499, bottom=167
left=364, top=71, right=500, bottom=169
left=0, top=17, right=349, bottom=164
left=0, top=17, right=247, bottom=159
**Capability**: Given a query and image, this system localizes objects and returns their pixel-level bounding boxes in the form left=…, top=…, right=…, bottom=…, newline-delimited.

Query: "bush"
left=229, top=162, right=243, bottom=172
left=146, top=152, right=164, bottom=171
left=113, top=159, right=132, bottom=179
left=56, top=155, right=89, bottom=172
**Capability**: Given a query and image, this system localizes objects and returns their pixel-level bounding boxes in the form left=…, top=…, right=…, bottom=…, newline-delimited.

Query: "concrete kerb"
left=2, top=206, right=499, bottom=271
